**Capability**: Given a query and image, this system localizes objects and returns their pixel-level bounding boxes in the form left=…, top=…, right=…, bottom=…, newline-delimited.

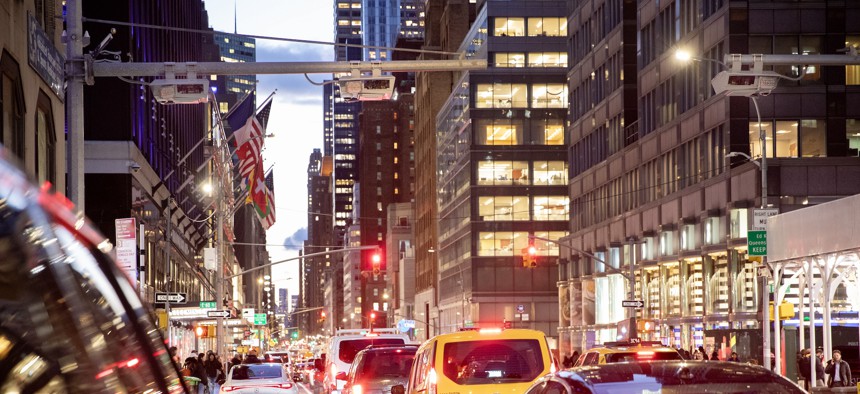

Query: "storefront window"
left=493, top=17, right=525, bottom=37
left=527, top=17, right=567, bottom=37
left=704, top=256, right=729, bottom=315
left=732, top=253, right=759, bottom=313
left=531, top=83, right=568, bottom=108
left=474, top=118, right=525, bottom=145
left=660, top=231, right=675, bottom=256
left=477, top=196, right=529, bottom=221
left=684, top=259, right=704, bottom=316
left=533, top=196, right=569, bottom=221
left=475, top=83, right=528, bottom=108
left=533, top=160, right=567, bottom=185
left=663, top=263, right=682, bottom=316
left=595, top=275, right=625, bottom=325
left=528, top=52, right=568, bottom=67
left=644, top=267, right=661, bottom=319
left=494, top=52, right=525, bottom=68
left=680, top=224, right=696, bottom=251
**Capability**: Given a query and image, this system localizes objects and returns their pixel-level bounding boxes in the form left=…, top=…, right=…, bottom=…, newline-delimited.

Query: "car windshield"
left=339, top=339, right=405, bottom=363
left=231, top=365, right=283, bottom=380
left=357, top=351, right=416, bottom=379
left=604, top=351, right=682, bottom=363
left=562, top=361, right=804, bottom=393
left=442, top=340, right=544, bottom=385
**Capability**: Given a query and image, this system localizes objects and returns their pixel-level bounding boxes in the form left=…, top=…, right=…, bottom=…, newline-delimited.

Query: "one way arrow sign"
left=622, top=300, right=644, bottom=308
left=207, top=310, right=231, bottom=318
left=155, top=292, right=187, bottom=304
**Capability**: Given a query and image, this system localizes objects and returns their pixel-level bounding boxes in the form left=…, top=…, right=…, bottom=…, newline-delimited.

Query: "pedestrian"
left=698, top=346, right=708, bottom=361
left=825, top=349, right=852, bottom=388
left=204, top=352, right=223, bottom=394
left=168, top=346, right=180, bottom=365
left=243, top=349, right=262, bottom=364
left=711, top=350, right=719, bottom=361
left=693, top=349, right=704, bottom=360
left=230, top=353, right=242, bottom=370
left=799, top=349, right=812, bottom=391
left=185, top=357, right=208, bottom=394
left=728, top=352, right=740, bottom=362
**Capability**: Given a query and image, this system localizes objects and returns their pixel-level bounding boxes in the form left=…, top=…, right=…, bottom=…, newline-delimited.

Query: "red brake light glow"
left=637, top=351, right=655, bottom=359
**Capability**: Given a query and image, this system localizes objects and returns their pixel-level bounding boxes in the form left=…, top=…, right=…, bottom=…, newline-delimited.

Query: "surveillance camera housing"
left=130, top=163, right=141, bottom=172
left=150, top=79, right=210, bottom=104
left=711, top=70, right=780, bottom=97
left=336, top=75, right=396, bottom=101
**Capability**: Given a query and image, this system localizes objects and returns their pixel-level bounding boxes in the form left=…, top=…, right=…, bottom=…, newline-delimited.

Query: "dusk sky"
left=205, top=0, right=334, bottom=301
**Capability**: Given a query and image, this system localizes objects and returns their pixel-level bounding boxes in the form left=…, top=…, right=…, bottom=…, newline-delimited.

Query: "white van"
left=323, top=328, right=411, bottom=394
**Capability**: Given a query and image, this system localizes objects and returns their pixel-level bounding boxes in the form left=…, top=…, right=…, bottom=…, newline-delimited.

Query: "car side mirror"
left=336, top=372, right=348, bottom=381
left=391, top=384, right=405, bottom=394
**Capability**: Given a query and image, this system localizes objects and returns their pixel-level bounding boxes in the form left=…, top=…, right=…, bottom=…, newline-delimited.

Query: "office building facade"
left=435, top=0, right=569, bottom=335
left=558, top=0, right=860, bottom=363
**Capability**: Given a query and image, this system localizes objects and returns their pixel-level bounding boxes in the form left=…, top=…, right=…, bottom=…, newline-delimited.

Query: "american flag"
left=234, top=98, right=272, bottom=179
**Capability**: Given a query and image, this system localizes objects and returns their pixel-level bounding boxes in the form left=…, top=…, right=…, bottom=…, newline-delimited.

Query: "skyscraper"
left=212, top=32, right=256, bottom=113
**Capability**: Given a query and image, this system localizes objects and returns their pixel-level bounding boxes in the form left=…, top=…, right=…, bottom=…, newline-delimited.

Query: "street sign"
left=200, top=301, right=217, bottom=309
left=622, top=300, right=644, bottom=308
left=516, top=304, right=525, bottom=314
left=748, top=230, right=767, bottom=256
left=752, top=208, right=779, bottom=230
left=155, top=292, right=187, bottom=304
left=254, top=313, right=267, bottom=325
left=207, top=310, right=231, bottom=318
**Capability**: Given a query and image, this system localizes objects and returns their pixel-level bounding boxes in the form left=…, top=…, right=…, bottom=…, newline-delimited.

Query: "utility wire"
left=81, top=17, right=463, bottom=57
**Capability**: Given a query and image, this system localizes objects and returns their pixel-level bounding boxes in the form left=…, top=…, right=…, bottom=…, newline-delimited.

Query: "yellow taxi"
left=573, top=339, right=683, bottom=366
left=399, top=328, right=555, bottom=394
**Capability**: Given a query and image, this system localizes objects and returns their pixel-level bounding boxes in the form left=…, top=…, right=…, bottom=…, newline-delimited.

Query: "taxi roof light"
left=479, top=328, right=503, bottom=334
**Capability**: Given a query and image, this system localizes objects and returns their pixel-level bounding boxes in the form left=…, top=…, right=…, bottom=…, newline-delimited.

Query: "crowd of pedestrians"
left=164, top=346, right=275, bottom=394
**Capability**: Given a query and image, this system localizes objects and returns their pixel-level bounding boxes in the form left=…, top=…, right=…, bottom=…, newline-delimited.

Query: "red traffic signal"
left=320, top=310, right=327, bottom=320
left=528, top=245, right=537, bottom=255
left=370, top=312, right=377, bottom=320
left=195, top=326, right=206, bottom=337
left=371, top=250, right=382, bottom=275
left=522, top=245, right=538, bottom=268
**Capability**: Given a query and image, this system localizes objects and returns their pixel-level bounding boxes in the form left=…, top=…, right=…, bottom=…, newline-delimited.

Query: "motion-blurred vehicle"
left=220, top=363, right=296, bottom=393
left=0, top=147, right=187, bottom=392
left=573, top=340, right=682, bottom=366
left=325, top=328, right=410, bottom=393
left=524, top=360, right=805, bottom=393
left=341, top=345, right=418, bottom=394
left=268, top=351, right=291, bottom=365
left=396, top=328, right=554, bottom=394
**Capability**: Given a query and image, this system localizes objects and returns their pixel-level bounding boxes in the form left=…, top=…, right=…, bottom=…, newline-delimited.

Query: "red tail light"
left=637, top=351, right=655, bottom=360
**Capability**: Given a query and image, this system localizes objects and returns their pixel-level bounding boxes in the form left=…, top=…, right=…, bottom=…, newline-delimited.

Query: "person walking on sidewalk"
left=825, top=349, right=852, bottom=388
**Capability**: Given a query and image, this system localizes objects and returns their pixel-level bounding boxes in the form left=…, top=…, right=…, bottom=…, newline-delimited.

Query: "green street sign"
left=748, top=230, right=767, bottom=256
left=200, top=301, right=217, bottom=309
left=254, top=313, right=267, bottom=325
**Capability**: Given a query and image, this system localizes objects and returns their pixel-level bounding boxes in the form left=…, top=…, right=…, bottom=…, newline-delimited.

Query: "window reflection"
left=493, top=17, right=525, bottom=36
left=531, top=83, right=568, bottom=108
left=475, top=83, right=528, bottom=108
left=477, top=231, right=528, bottom=256
left=533, top=161, right=567, bottom=185
left=495, top=53, right=525, bottom=67
left=477, top=160, right=529, bottom=185
left=527, top=52, right=568, bottom=67
left=478, top=196, right=529, bottom=221
left=533, top=196, right=569, bottom=221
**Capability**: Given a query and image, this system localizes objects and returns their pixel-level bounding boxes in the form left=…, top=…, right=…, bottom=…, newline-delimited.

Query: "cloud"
left=283, top=227, right=307, bottom=250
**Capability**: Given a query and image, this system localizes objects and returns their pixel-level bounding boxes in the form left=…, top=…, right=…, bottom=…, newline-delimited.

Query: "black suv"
left=341, top=345, right=418, bottom=394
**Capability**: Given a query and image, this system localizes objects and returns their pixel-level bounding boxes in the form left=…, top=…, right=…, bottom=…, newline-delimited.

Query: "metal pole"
left=215, top=124, right=225, bottom=357
left=165, top=199, right=172, bottom=344
left=774, top=268, right=782, bottom=375
left=808, top=263, right=817, bottom=387
left=66, top=0, right=85, bottom=209
left=629, top=239, right=636, bottom=320
left=751, top=96, right=771, bottom=370
left=723, top=53, right=860, bottom=66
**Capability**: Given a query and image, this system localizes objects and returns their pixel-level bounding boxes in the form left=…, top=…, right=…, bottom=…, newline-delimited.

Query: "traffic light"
left=195, top=326, right=207, bottom=337
left=522, top=245, right=538, bottom=268
left=371, top=251, right=382, bottom=275
left=320, top=310, right=327, bottom=321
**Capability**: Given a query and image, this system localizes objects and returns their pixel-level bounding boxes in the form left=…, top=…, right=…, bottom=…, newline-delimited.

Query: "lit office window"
left=494, top=53, right=525, bottom=68
left=474, top=118, right=524, bottom=145
left=527, top=52, right=568, bottom=67
left=527, top=17, right=567, bottom=37
left=475, top=83, right=528, bottom=108
left=478, top=196, right=529, bottom=221
left=531, top=83, right=568, bottom=108
left=493, top=17, right=525, bottom=37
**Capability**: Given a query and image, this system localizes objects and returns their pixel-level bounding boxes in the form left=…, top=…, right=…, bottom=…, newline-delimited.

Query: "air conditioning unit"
left=336, top=75, right=396, bottom=101
left=150, top=78, right=210, bottom=104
